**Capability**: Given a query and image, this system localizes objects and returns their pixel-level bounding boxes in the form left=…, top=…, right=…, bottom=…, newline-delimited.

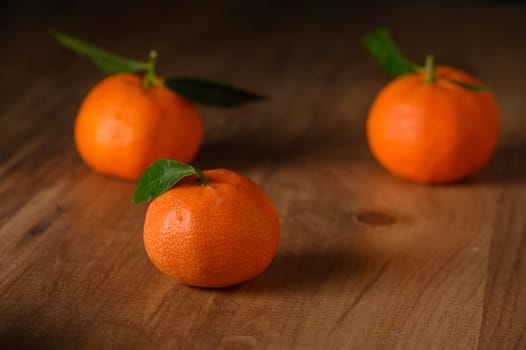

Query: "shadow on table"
left=198, top=131, right=526, bottom=188
left=468, top=147, right=526, bottom=186
left=196, top=131, right=365, bottom=172
left=0, top=324, right=76, bottom=350
left=225, top=248, right=387, bottom=296
left=195, top=136, right=277, bottom=170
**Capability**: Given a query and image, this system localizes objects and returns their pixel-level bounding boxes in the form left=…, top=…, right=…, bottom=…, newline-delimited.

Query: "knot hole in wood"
left=355, top=211, right=396, bottom=226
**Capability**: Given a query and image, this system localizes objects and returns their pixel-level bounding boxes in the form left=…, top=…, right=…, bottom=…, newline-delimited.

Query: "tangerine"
left=74, top=73, right=203, bottom=181
left=143, top=168, right=280, bottom=288
left=367, top=65, right=499, bottom=183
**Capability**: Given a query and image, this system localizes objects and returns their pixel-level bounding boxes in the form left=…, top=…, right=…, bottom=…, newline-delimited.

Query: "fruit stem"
left=423, top=54, right=437, bottom=84
left=195, top=168, right=209, bottom=186
left=142, top=50, right=161, bottom=88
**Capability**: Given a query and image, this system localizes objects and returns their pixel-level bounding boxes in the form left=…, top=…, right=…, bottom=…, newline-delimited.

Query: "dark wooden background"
left=1, top=1, right=526, bottom=348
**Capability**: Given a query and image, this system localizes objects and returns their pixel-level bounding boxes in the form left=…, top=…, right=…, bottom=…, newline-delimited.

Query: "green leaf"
left=163, top=77, right=268, bottom=108
left=362, top=28, right=418, bottom=76
left=133, top=160, right=198, bottom=203
left=51, top=31, right=148, bottom=74
left=444, top=78, right=490, bottom=92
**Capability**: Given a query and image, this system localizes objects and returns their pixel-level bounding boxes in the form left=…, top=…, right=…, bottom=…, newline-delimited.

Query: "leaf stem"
left=195, top=168, right=209, bottom=186
left=423, top=54, right=437, bottom=84
left=142, top=50, right=161, bottom=88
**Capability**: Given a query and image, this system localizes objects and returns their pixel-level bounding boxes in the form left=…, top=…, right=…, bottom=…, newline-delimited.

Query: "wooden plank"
left=1, top=1, right=526, bottom=349
left=478, top=153, right=526, bottom=349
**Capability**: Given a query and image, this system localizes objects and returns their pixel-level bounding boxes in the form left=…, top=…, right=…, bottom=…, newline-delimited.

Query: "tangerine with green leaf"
left=363, top=29, right=499, bottom=184
left=74, top=72, right=203, bottom=180
left=53, top=32, right=266, bottom=181
left=133, top=160, right=280, bottom=288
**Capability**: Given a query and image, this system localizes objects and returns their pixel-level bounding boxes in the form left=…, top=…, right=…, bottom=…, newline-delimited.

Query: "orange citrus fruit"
left=74, top=73, right=203, bottom=181
left=367, top=66, right=499, bottom=183
left=143, top=169, right=280, bottom=288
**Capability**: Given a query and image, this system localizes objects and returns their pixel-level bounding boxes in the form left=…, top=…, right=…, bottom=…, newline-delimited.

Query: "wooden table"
left=2, top=1, right=526, bottom=348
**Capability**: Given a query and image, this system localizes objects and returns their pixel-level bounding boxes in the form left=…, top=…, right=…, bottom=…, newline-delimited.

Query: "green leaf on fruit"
left=163, top=77, right=268, bottom=108
left=445, top=78, right=490, bottom=91
left=52, top=31, right=270, bottom=106
left=362, top=28, right=418, bottom=76
left=51, top=31, right=148, bottom=74
left=133, top=160, right=199, bottom=203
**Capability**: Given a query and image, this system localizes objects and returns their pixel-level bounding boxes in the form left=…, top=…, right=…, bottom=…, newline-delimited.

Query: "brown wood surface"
left=1, top=1, right=526, bottom=349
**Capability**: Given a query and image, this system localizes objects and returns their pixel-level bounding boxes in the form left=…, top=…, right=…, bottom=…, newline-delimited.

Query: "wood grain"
left=1, top=1, right=526, bottom=349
